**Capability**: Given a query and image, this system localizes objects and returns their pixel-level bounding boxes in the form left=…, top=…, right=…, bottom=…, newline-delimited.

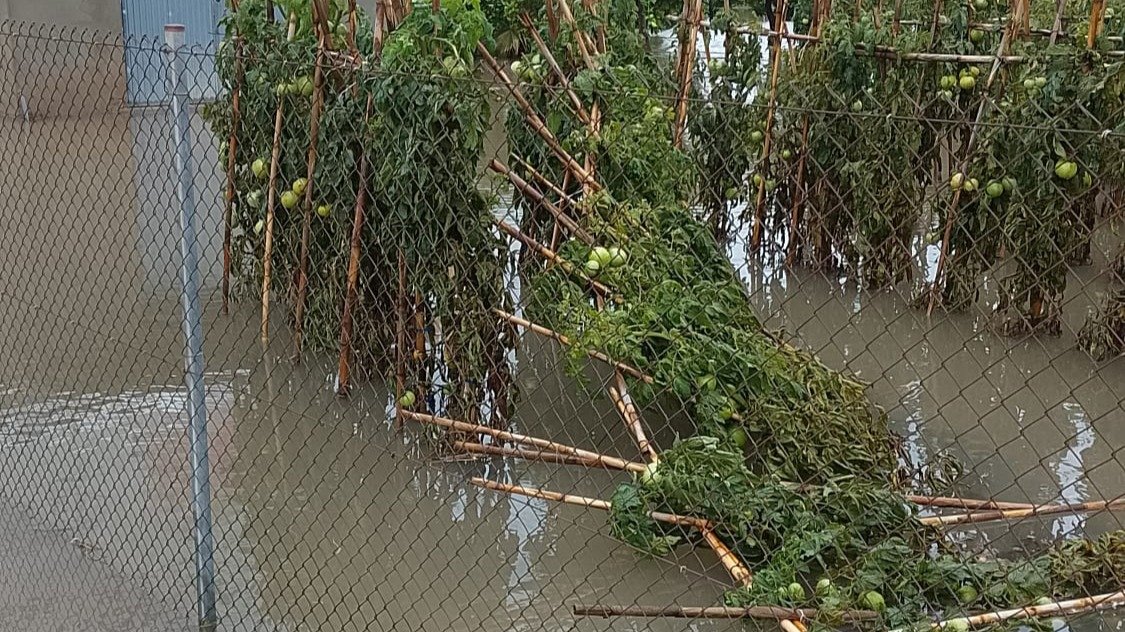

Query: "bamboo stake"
left=492, top=218, right=616, bottom=298
left=520, top=12, right=593, bottom=128
left=477, top=43, right=602, bottom=192
left=781, top=619, right=809, bottom=632
left=512, top=154, right=576, bottom=208
left=751, top=0, right=789, bottom=249
left=920, top=498, right=1125, bottom=526
left=574, top=604, right=877, bottom=621
left=293, top=4, right=331, bottom=357
left=786, top=115, right=810, bottom=266
left=895, top=591, right=1125, bottom=632
left=1088, top=0, right=1106, bottom=48
left=1050, top=0, right=1068, bottom=44
left=346, top=0, right=359, bottom=55
left=492, top=308, right=652, bottom=382
left=452, top=439, right=641, bottom=470
left=608, top=376, right=659, bottom=461
left=335, top=100, right=372, bottom=397
left=554, top=0, right=598, bottom=70
left=490, top=159, right=595, bottom=244
left=221, top=0, right=243, bottom=316
left=395, top=250, right=407, bottom=428
left=470, top=477, right=710, bottom=528
left=927, top=19, right=1014, bottom=314
left=671, top=0, right=703, bottom=148
left=406, top=410, right=647, bottom=472
left=260, top=13, right=298, bottom=345
left=904, top=495, right=1037, bottom=510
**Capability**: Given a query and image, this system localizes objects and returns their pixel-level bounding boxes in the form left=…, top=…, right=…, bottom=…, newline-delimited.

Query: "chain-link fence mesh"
left=0, top=1, right=1123, bottom=631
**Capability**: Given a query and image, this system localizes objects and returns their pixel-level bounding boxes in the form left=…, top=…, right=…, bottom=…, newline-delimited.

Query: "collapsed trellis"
left=207, top=0, right=1125, bottom=627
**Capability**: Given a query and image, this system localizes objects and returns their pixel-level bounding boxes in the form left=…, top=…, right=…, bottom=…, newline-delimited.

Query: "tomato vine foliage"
left=205, top=0, right=513, bottom=419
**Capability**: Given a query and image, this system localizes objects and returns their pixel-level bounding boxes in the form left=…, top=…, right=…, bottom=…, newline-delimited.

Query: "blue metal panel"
left=121, top=0, right=226, bottom=104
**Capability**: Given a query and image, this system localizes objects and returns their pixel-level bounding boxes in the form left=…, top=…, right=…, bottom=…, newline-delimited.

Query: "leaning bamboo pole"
left=492, top=309, right=652, bottom=382
left=477, top=43, right=601, bottom=192
left=520, top=12, right=593, bottom=128
left=492, top=218, right=617, bottom=298
left=471, top=477, right=709, bottom=528
left=293, top=0, right=332, bottom=357
left=221, top=0, right=243, bottom=316
left=574, top=604, right=876, bottom=621
left=260, top=13, right=298, bottom=345
left=893, top=591, right=1125, bottom=632
left=453, top=439, right=635, bottom=470
left=406, top=410, right=648, bottom=472
left=919, top=498, right=1125, bottom=526
left=751, top=0, right=789, bottom=249
left=490, top=159, right=595, bottom=244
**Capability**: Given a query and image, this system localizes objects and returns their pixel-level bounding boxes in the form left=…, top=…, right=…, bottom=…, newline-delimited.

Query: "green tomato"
left=1002, top=176, right=1016, bottom=192
left=750, top=130, right=764, bottom=143
left=752, top=173, right=764, bottom=187
left=861, top=591, right=886, bottom=611
left=397, top=390, right=416, bottom=408
left=590, top=246, right=612, bottom=267
left=293, top=75, right=314, bottom=97
left=280, top=190, right=300, bottom=210
left=781, top=149, right=793, bottom=160
left=985, top=181, right=1004, bottom=198
left=972, top=0, right=988, bottom=8
left=584, top=259, right=601, bottom=275
left=640, top=461, right=661, bottom=485
left=1055, top=160, right=1078, bottom=180
left=969, top=29, right=985, bottom=44
left=252, top=158, right=269, bottom=180
left=946, top=618, right=971, bottom=632
left=316, top=204, right=331, bottom=218
left=940, top=89, right=954, bottom=100
left=788, top=582, right=806, bottom=601
left=724, top=186, right=740, bottom=200
left=970, top=66, right=981, bottom=77
left=959, top=75, right=976, bottom=90
left=815, top=578, right=832, bottom=595
left=291, top=177, right=309, bottom=196
left=851, top=100, right=864, bottom=112
left=729, top=427, right=749, bottom=448
left=950, top=172, right=965, bottom=190
left=967, top=177, right=979, bottom=192
left=765, top=179, right=777, bottom=192
left=1023, top=78, right=1036, bottom=90
left=608, top=247, right=628, bottom=267
left=1034, top=76, right=1047, bottom=88
left=253, top=218, right=266, bottom=235
left=940, top=75, right=957, bottom=90
left=275, top=82, right=289, bottom=97
left=957, top=585, right=979, bottom=603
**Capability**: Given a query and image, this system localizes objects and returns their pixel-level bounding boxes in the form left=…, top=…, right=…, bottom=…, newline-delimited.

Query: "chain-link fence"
left=0, top=1, right=1123, bottom=631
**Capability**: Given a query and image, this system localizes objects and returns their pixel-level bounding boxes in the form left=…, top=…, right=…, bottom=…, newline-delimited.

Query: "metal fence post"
left=164, top=24, right=219, bottom=632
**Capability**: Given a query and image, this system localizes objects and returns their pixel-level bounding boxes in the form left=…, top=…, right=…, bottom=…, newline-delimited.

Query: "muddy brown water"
left=0, top=99, right=1123, bottom=630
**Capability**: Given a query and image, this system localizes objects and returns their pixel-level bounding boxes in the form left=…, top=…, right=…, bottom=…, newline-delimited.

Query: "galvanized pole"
left=164, top=24, right=219, bottom=632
